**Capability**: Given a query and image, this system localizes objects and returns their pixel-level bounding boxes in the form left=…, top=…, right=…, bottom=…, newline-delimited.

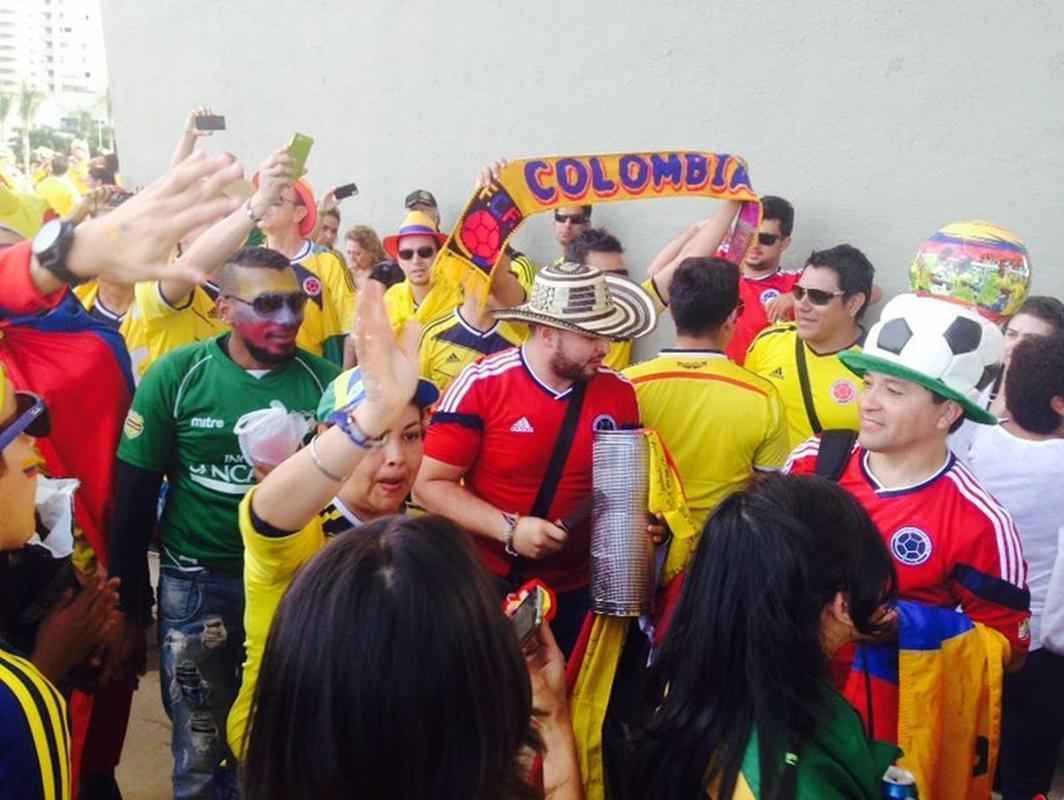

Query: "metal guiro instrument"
left=590, top=429, right=652, bottom=616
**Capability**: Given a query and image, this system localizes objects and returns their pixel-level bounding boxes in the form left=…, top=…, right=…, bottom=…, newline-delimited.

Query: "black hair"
left=669, top=257, right=739, bottom=336
left=88, top=158, right=117, bottom=186
left=630, top=474, right=897, bottom=800
left=241, top=515, right=540, bottom=800
left=1005, top=331, right=1064, bottom=435
left=51, top=156, right=69, bottom=176
left=564, top=227, right=622, bottom=264
left=1011, top=296, right=1064, bottom=334
left=219, top=247, right=293, bottom=293
left=760, top=195, right=795, bottom=238
left=804, top=244, right=876, bottom=320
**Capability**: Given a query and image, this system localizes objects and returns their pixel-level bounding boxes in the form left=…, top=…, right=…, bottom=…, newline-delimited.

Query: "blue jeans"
left=158, top=567, right=245, bottom=800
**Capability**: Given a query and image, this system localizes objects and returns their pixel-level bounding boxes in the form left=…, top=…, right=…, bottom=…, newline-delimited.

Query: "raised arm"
left=170, top=107, right=216, bottom=168
left=159, top=147, right=293, bottom=306
left=28, top=151, right=245, bottom=295
left=648, top=200, right=741, bottom=303
left=250, top=279, right=419, bottom=531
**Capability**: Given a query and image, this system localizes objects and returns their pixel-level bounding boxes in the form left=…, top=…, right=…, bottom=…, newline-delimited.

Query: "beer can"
left=881, top=766, right=918, bottom=799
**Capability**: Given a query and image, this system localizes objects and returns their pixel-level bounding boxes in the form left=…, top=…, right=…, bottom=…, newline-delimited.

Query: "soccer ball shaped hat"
left=908, top=220, right=1031, bottom=322
left=839, top=294, right=1003, bottom=425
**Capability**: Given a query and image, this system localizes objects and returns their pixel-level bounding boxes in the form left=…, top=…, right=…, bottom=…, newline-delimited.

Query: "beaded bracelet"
left=328, top=409, right=383, bottom=450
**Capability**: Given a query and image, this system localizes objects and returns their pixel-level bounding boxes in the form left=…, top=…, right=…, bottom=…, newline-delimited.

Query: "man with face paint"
left=109, top=247, right=339, bottom=800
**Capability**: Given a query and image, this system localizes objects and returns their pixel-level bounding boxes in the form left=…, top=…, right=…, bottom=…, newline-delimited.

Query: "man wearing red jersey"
left=785, top=294, right=1030, bottom=670
left=728, top=195, right=800, bottom=362
left=415, top=261, right=658, bottom=654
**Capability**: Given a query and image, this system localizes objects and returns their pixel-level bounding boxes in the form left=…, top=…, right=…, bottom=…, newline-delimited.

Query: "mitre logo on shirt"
left=510, top=417, right=535, bottom=433
left=190, top=416, right=225, bottom=430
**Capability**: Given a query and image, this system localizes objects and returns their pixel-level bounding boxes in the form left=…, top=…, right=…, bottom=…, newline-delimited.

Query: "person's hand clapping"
left=66, top=151, right=245, bottom=285
left=511, top=516, right=568, bottom=559
left=32, top=576, right=121, bottom=684
left=350, top=279, right=420, bottom=438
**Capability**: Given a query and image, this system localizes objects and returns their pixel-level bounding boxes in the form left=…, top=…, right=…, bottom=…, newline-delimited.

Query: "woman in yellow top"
left=231, top=281, right=582, bottom=800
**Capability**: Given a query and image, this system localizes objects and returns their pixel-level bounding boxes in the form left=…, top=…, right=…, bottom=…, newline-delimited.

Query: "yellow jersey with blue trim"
left=288, top=240, right=349, bottom=365
left=0, top=642, right=71, bottom=800
left=418, top=308, right=526, bottom=394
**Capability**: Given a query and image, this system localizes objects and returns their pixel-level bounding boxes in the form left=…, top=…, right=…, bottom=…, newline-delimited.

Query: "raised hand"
left=65, top=151, right=245, bottom=286
left=350, top=279, right=420, bottom=437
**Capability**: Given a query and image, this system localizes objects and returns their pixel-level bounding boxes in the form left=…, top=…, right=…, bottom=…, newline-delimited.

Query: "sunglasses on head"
left=554, top=212, right=589, bottom=225
left=397, top=246, right=437, bottom=261
left=228, top=292, right=308, bottom=316
left=791, top=286, right=846, bottom=306
left=0, top=392, right=50, bottom=452
left=757, top=233, right=781, bottom=246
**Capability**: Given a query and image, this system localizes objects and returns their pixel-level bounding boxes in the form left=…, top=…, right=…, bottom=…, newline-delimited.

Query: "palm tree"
left=0, top=92, right=12, bottom=151
left=17, top=82, right=46, bottom=172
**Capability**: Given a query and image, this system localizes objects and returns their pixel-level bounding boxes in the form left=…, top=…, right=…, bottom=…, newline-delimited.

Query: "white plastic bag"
left=27, top=476, right=80, bottom=558
left=233, top=402, right=311, bottom=468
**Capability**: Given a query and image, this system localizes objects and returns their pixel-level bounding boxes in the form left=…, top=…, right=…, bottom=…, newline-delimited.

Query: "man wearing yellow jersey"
left=745, top=244, right=875, bottom=448
left=382, top=209, right=459, bottom=334
left=418, top=265, right=527, bottom=394
left=624, top=257, right=789, bottom=529
left=35, top=157, right=80, bottom=218
left=259, top=177, right=349, bottom=364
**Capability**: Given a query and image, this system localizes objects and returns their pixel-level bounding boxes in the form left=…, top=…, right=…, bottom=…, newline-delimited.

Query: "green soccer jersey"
left=118, top=335, right=339, bottom=574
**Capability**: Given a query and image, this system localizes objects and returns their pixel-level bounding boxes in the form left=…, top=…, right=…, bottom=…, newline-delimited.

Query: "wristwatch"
left=502, top=511, right=520, bottom=557
left=32, top=219, right=86, bottom=286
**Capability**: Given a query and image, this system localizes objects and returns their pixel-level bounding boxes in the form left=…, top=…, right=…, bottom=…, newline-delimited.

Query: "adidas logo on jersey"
left=446, top=353, right=462, bottom=363
left=510, top=417, right=535, bottom=433
left=769, top=367, right=784, bottom=380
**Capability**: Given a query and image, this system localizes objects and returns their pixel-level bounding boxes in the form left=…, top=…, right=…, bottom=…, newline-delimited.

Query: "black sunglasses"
left=554, top=212, right=589, bottom=225
left=0, top=392, right=51, bottom=452
left=397, top=246, right=437, bottom=261
left=227, top=292, right=308, bottom=316
left=404, top=190, right=437, bottom=209
left=757, top=233, right=781, bottom=246
left=791, top=286, right=846, bottom=306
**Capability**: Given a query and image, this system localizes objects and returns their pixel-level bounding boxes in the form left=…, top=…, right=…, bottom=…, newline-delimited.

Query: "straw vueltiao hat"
left=493, top=261, right=657, bottom=341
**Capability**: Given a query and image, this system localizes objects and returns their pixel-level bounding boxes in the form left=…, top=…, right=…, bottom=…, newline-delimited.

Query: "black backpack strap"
left=794, top=335, right=823, bottom=435
left=510, top=382, right=588, bottom=582
left=814, top=429, right=858, bottom=482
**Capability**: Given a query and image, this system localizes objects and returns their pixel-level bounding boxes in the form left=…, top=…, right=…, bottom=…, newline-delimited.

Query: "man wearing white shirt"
left=951, top=331, right=1064, bottom=800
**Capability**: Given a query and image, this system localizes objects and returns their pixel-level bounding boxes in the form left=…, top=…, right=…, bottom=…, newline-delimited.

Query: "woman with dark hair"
left=236, top=279, right=581, bottom=800
left=630, top=474, right=900, bottom=799
left=987, top=295, right=1064, bottom=418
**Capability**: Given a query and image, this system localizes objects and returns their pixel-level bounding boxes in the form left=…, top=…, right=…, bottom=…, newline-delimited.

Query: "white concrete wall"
left=101, top=0, right=1064, bottom=356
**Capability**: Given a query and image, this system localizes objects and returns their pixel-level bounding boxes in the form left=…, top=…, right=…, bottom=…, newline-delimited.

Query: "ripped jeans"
left=158, top=566, right=245, bottom=800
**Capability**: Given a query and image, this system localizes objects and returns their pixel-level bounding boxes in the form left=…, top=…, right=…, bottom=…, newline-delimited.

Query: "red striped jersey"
left=425, top=346, right=640, bottom=591
left=785, top=437, right=1031, bottom=658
